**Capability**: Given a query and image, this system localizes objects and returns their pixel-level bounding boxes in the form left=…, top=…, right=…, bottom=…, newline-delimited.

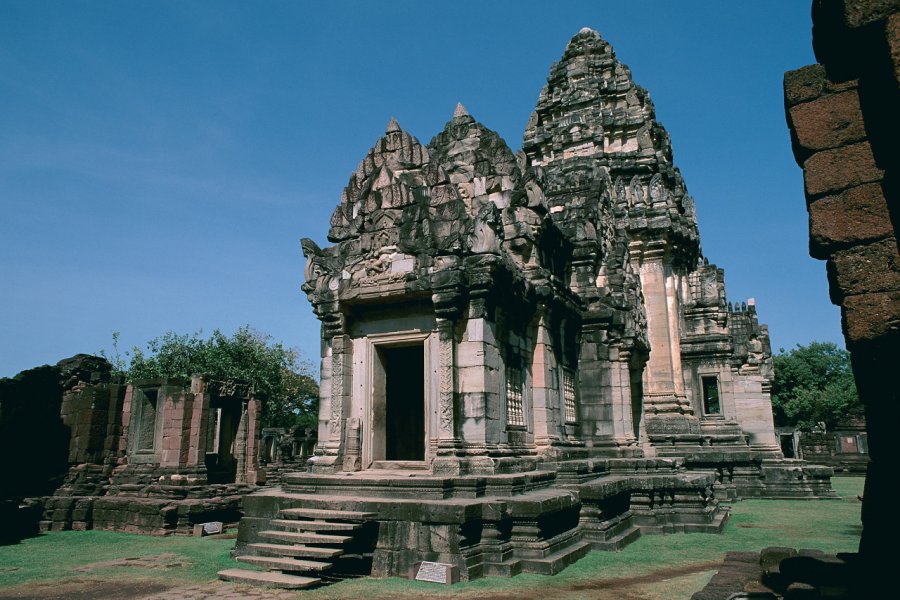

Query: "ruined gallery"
left=220, top=28, right=835, bottom=588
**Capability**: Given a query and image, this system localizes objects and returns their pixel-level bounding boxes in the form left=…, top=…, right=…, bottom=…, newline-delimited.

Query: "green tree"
left=105, top=326, right=318, bottom=429
left=771, top=342, right=861, bottom=431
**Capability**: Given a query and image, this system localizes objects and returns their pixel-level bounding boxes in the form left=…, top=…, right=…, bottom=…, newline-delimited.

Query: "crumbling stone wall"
left=0, top=355, right=120, bottom=541
left=784, top=0, right=899, bottom=577
left=0, top=355, right=115, bottom=499
left=0, top=357, right=267, bottom=537
left=797, top=430, right=869, bottom=474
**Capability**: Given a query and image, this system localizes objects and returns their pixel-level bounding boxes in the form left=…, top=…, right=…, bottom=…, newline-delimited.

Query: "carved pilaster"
left=610, top=347, right=639, bottom=447
left=330, top=334, right=348, bottom=435
left=437, top=318, right=456, bottom=437
left=308, top=332, right=350, bottom=473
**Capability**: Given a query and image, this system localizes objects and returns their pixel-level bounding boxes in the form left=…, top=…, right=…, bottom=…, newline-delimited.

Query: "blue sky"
left=0, top=1, right=840, bottom=378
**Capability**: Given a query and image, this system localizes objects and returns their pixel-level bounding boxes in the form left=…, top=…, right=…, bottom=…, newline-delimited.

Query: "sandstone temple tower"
left=223, top=28, right=833, bottom=587
left=298, top=28, right=817, bottom=494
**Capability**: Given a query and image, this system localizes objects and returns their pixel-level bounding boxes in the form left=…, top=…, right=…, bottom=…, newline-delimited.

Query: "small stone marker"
left=193, top=521, right=224, bottom=536
left=411, top=561, right=458, bottom=584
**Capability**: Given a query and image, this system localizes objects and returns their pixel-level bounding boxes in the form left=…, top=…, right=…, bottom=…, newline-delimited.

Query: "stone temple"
left=223, top=28, right=834, bottom=588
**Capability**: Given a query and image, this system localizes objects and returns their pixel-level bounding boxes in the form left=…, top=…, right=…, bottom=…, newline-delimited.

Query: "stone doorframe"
left=355, top=330, right=436, bottom=469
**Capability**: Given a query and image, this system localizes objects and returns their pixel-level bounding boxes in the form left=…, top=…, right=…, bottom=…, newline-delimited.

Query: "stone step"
left=271, top=518, right=361, bottom=532
left=236, top=555, right=332, bottom=572
left=586, top=525, right=642, bottom=551
left=519, top=541, right=592, bottom=576
left=248, top=542, right=345, bottom=559
left=217, top=568, right=320, bottom=589
left=259, top=530, right=352, bottom=545
left=482, top=558, right=524, bottom=578
left=279, top=507, right=376, bottom=521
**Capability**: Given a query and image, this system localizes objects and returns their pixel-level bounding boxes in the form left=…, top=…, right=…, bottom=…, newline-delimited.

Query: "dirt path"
left=0, top=579, right=175, bottom=600
left=0, top=560, right=722, bottom=600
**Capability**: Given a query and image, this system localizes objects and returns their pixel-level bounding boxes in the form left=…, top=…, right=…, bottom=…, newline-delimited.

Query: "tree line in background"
left=103, top=326, right=318, bottom=429
left=101, top=331, right=859, bottom=434
left=771, top=341, right=862, bottom=431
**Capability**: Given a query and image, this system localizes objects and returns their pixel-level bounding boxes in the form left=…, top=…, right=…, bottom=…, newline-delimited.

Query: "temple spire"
left=453, top=102, right=469, bottom=118
left=385, top=116, right=401, bottom=133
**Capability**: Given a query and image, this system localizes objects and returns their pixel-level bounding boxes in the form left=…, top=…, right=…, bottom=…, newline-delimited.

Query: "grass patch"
left=0, top=477, right=863, bottom=599
left=0, top=530, right=234, bottom=588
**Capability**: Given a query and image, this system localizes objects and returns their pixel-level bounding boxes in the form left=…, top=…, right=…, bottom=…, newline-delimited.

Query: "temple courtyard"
left=0, top=477, right=862, bottom=599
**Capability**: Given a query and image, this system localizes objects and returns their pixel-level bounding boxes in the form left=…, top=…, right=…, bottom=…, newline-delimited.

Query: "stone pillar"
left=233, top=402, right=248, bottom=483
left=608, top=347, right=639, bottom=446
left=308, top=332, right=351, bottom=473
left=436, top=317, right=457, bottom=446
left=187, top=375, right=210, bottom=467
left=576, top=327, right=614, bottom=445
left=244, top=397, right=262, bottom=484
left=666, top=273, right=687, bottom=398
left=433, top=303, right=501, bottom=475
left=158, top=385, right=192, bottom=468
left=118, top=385, right=134, bottom=460
left=531, top=312, right=561, bottom=449
left=636, top=244, right=689, bottom=414
left=454, top=309, right=502, bottom=446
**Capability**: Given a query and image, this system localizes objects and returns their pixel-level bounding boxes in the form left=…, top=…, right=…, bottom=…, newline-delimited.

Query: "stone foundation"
left=234, top=460, right=727, bottom=581
left=41, top=493, right=246, bottom=535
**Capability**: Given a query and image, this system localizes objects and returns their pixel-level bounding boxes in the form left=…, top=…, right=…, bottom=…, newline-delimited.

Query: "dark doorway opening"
left=205, top=400, right=241, bottom=483
left=382, top=345, right=425, bottom=461
left=780, top=433, right=796, bottom=459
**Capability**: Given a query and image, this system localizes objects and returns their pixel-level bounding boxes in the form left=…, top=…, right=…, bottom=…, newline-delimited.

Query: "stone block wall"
left=60, top=382, right=126, bottom=465
left=784, top=0, right=899, bottom=570
left=798, top=431, right=870, bottom=474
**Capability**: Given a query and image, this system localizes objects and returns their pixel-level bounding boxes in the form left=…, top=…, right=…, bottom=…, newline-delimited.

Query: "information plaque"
left=193, top=521, right=224, bottom=536
left=412, top=561, right=459, bottom=584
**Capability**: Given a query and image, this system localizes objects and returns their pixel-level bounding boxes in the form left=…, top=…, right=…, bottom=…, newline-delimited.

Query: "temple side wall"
left=730, top=371, right=779, bottom=450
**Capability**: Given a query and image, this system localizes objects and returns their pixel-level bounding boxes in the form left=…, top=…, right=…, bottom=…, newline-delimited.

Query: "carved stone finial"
left=453, top=102, right=469, bottom=118
left=386, top=117, right=401, bottom=133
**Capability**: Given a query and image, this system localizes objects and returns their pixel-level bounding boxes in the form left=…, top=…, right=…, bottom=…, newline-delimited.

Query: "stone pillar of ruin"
left=458, top=315, right=500, bottom=448
left=435, top=317, right=457, bottom=446
left=530, top=311, right=562, bottom=450
left=635, top=243, right=690, bottom=415
left=308, top=332, right=351, bottom=473
left=158, top=384, right=193, bottom=468
left=187, top=375, right=210, bottom=467
left=609, top=347, right=639, bottom=446
left=233, top=402, right=248, bottom=483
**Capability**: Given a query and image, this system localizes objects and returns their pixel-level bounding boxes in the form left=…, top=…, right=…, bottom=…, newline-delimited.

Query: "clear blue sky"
left=0, top=1, right=841, bottom=378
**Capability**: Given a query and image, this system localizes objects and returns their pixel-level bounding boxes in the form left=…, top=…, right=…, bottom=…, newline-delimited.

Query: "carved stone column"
left=308, top=329, right=351, bottom=473
left=436, top=317, right=456, bottom=444
left=609, top=347, right=639, bottom=446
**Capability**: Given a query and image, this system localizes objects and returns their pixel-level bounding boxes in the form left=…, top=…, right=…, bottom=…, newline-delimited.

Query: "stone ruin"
left=0, top=354, right=264, bottom=537
left=221, top=28, right=836, bottom=589
left=259, top=426, right=317, bottom=485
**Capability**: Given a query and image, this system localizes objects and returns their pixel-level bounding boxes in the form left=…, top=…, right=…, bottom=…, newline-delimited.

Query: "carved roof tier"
left=522, top=28, right=700, bottom=267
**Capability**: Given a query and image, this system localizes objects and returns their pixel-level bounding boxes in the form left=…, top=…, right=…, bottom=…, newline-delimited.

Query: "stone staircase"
left=218, top=507, right=376, bottom=589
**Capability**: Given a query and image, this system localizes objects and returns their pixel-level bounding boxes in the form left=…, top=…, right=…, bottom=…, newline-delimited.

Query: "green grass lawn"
left=0, top=477, right=864, bottom=599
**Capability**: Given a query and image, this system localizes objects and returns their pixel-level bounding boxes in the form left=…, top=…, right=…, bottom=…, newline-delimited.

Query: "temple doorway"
left=205, top=399, right=241, bottom=483
left=373, top=343, right=425, bottom=463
